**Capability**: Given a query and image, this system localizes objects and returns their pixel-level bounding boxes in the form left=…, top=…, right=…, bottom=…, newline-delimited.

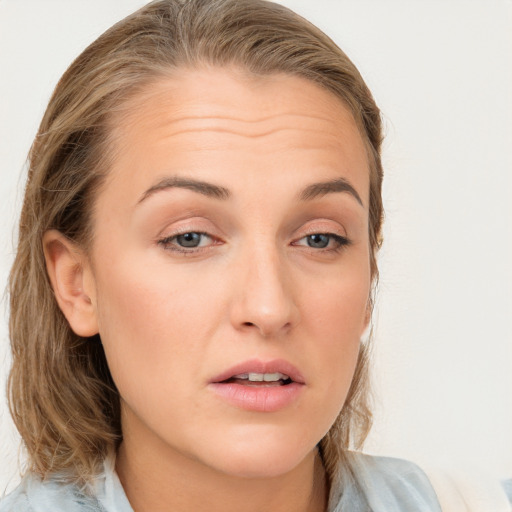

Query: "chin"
left=197, top=426, right=318, bottom=479
left=212, top=452, right=311, bottom=479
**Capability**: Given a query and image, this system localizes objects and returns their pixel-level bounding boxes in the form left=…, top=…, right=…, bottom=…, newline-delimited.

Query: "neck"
left=115, top=432, right=328, bottom=512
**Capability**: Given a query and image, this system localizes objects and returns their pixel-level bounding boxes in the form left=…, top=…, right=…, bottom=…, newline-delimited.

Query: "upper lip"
left=210, top=358, right=306, bottom=384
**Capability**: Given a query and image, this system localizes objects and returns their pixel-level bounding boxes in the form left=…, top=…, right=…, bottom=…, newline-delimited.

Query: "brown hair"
left=8, top=0, right=383, bottom=485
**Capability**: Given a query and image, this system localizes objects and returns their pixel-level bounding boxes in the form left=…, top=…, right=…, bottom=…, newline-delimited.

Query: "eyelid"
left=156, top=226, right=221, bottom=254
left=155, top=214, right=223, bottom=240
left=159, top=230, right=212, bottom=243
left=291, top=220, right=351, bottom=253
left=293, top=232, right=350, bottom=249
left=295, top=220, right=348, bottom=239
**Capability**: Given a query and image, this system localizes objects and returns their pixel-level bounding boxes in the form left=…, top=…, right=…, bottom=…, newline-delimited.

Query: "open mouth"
left=222, top=372, right=293, bottom=387
left=209, top=361, right=304, bottom=412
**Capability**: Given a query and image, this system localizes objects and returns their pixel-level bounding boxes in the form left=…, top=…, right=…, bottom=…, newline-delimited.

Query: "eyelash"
left=293, top=233, right=351, bottom=253
left=157, top=230, right=351, bottom=255
left=157, top=231, right=215, bottom=254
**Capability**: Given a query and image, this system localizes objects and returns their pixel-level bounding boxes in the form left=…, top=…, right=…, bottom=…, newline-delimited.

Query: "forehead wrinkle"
left=104, top=70, right=370, bottom=201
left=148, top=125, right=343, bottom=141
left=132, top=111, right=342, bottom=141
left=110, top=71, right=363, bottom=152
left=150, top=112, right=340, bottom=125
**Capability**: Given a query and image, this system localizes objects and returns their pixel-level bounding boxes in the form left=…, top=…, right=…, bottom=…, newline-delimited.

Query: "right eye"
left=158, top=231, right=214, bottom=252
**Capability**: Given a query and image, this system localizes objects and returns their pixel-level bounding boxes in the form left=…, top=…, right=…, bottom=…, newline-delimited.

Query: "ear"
left=43, top=230, right=99, bottom=337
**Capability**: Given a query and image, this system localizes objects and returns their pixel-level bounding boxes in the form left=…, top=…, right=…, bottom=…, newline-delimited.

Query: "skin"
left=44, top=67, right=372, bottom=512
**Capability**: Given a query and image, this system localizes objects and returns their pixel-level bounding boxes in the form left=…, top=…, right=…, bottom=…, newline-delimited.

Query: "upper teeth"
left=233, top=372, right=289, bottom=382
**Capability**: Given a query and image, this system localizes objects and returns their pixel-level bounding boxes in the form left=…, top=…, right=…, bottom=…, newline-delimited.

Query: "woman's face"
left=85, top=68, right=371, bottom=477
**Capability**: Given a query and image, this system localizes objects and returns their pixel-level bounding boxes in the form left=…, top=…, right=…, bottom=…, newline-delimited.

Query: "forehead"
left=103, top=67, right=370, bottom=205
left=113, top=67, right=365, bottom=143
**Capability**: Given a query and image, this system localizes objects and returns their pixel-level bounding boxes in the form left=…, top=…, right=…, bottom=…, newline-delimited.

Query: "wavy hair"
left=8, top=0, right=383, bottom=486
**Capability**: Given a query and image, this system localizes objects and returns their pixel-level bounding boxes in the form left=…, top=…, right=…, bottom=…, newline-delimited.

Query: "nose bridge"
left=231, top=238, right=298, bottom=337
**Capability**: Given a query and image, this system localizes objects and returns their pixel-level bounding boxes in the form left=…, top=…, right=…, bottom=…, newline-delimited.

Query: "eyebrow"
left=138, top=175, right=363, bottom=206
left=138, top=176, right=231, bottom=203
left=299, top=177, right=363, bottom=206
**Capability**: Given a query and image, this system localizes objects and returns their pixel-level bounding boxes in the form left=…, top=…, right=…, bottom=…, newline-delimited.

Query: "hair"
left=8, top=0, right=383, bottom=486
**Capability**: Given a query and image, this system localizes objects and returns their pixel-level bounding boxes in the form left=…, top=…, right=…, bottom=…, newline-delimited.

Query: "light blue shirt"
left=1, top=452, right=510, bottom=511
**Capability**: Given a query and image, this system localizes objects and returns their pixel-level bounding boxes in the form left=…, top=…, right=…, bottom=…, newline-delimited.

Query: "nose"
left=229, top=245, right=300, bottom=338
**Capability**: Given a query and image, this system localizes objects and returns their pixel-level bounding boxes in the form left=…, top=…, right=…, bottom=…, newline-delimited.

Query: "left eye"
left=159, top=232, right=213, bottom=250
left=295, top=233, right=349, bottom=250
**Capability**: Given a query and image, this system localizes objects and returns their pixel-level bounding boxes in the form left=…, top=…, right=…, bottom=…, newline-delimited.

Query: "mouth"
left=221, top=372, right=293, bottom=387
left=209, top=359, right=305, bottom=412
left=210, top=358, right=305, bottom=386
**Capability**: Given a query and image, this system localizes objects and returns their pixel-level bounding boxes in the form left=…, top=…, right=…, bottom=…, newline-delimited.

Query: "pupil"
left=308, top=234, right=329, bottom=248
left=177, top=232, right=201, bottom=247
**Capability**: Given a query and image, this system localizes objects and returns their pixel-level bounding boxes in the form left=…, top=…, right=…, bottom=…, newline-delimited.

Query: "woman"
left=0, top=1, right=510, bottom=511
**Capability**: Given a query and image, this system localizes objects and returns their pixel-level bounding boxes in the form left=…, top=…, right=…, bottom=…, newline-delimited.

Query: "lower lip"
left=208, top=382, right=304, bottom=412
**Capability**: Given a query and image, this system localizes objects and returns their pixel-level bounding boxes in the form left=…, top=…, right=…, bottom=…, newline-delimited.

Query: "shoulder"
left=329, top=452, right=442, bottom=512
left=0, top=473, right=106, bottom=512
left=351, top=451, right=431, bottom=477
left=333, top=452, right=512, bottom=512
left=352, top=452, right=442, bottom=511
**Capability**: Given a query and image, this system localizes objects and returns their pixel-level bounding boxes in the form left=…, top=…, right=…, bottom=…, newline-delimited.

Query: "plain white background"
left=1, top=0, right=511, bottom=492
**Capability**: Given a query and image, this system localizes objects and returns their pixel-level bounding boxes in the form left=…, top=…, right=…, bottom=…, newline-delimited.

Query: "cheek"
left=299, top=259, right=370, bottom=401
left=302, top=254, right=371, bottom=339
left=92, top=255, right=222, bottom=392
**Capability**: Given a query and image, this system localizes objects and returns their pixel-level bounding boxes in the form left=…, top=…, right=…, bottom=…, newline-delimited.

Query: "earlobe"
left=43, top=230, right=99, bottom=337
